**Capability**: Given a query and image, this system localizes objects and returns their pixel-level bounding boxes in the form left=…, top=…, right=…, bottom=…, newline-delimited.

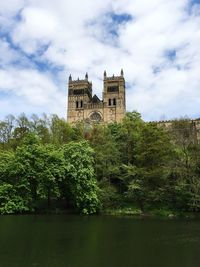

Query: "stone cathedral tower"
left=67, top=70, right=126, bottom=124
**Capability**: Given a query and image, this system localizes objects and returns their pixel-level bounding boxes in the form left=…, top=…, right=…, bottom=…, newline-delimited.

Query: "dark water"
left=0, top=215, right=200, bottom=267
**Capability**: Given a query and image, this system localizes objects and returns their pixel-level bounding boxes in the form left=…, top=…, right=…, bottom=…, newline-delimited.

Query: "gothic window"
left=68, top=89, right=73, bottom=95
left=89, top=112, right=102, bottom=122
left=76, top=101, right=79, bottom=108
left=107, top=86, right=119, bottom=93
left=73, top=89, right=85, bottom=95
left=80, top=100, right=83, bottom=108
left=108, top=99, right=112, bottom=106
left=113, top=98, right=116, bottom=106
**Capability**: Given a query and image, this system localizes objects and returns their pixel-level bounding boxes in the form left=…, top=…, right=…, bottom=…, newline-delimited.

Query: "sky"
left=0, top=0, right=200, bottom=121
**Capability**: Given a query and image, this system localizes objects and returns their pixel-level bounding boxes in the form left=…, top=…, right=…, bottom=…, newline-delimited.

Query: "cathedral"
left=67, top=70, right=200, bottom=142
left=67, top=70, right=126, bottom=124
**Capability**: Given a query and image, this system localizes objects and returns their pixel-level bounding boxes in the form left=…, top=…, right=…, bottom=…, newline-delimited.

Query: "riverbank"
left=1, top=202, right=199, bottom=219
left=102, top=207, right=200, bottom=219
left=35, top=206, right=200, bottom=219
left=0, top=209, right=199, bottom=219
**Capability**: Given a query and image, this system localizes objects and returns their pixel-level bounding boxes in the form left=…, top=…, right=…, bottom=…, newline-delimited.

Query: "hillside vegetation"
left=0, top=112, right=200, bottom=215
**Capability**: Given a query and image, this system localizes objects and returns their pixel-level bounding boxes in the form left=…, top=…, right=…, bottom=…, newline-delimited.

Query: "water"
left=0, top=215, right=200, bottom=267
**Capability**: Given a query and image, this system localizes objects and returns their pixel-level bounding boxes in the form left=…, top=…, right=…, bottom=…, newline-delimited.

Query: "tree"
left=62, top=141, right=100, bottom=214
left=112, top=111, right=144, bottom=165
left=121, top=122, right=174, bottom=209
left=37, top=146, right=65, bottom=208
left=136, top=123, right=173, bottom=206
left=167, top=120, right=200, bottom=211
left=14, top=133, right=65, bottom=210
left=88, top=124, right=120, bottom=183
left=50, top=115, right=74, bottom=145
left=30, top=113, right=51, bottom=144
left=0, top=150, right=31, bottom=214
left=169, top=119, right=196, bottom=172
left=0, top=115, right=15, bottom=150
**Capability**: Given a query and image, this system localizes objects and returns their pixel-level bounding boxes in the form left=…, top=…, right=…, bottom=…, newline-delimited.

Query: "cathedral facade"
left=67, top=70, right=126, bottom=124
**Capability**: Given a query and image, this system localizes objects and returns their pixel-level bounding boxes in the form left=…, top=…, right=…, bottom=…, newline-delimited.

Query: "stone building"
left=67, top=70, right=200, bottom=142
left=155, top=119, right=200, bottom=144
left=67, top=70, right=126, bottom=124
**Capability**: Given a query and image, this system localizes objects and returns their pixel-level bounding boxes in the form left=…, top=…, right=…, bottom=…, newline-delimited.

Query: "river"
left=0, top=215, right=200, bottom=267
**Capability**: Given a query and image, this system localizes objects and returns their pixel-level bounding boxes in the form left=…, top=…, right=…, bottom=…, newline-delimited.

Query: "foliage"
left=0, top=183, right=30, bottom=214
left=97, top=179, right=121, bottom=209
left=62, top=141, right=100, bottom=214
left=0, top=112, right=200, bottom=214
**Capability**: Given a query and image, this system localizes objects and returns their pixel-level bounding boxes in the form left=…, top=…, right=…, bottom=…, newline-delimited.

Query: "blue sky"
left=0, top=0, right=200, bottom=121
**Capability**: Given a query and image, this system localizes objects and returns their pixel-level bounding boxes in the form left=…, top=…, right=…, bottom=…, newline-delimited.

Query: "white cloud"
left=12, top=7, right=59, bottom=54
left=0, top=0, right=200, bottom=120
left=0, top=39, right=20, bottom=66
left=0, top=68, right=65, bottom=116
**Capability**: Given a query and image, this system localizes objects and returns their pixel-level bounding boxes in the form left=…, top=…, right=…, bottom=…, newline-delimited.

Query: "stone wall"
left=153, top=118, right=200, bottom=144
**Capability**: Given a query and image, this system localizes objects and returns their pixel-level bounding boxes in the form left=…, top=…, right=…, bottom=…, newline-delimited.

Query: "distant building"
left=152, top=119, right=200, bottom=144
left=67, top=70, right=126, bottom=124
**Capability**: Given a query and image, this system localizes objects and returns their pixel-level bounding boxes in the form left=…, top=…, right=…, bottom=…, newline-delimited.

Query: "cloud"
left=0, top=67, right=65, bottom=116
left=0, top=39, right=20, bottom=66
left=12, top=7, right=59, bottom=54
left=0, top=0, right=200, bottom=120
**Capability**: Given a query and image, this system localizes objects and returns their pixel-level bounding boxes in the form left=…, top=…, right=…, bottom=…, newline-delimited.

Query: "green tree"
left=50, top=115, right=74, bottom=145
left=122, top=122, right=174, bottom=210
left=0, top=150, right=31, bottom=214
left=88, top=124, right=120, bottom=183
left=167, top=120, right=200, bottom=211
left=62, top=141, right=100, bottom=214
left=112, top=111, right=144, bottom=165
left=37, top=146, right=65, bottom=208
left=14, top=133, right=65, bottom=210
left=30, top=113, right=51, bottom=144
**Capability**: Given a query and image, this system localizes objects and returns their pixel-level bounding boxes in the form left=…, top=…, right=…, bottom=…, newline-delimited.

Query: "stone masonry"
left=67, top=70, right=126, bottom=124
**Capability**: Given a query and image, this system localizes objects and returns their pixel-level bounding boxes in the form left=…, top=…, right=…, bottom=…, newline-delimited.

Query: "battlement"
left=68, top=72, right=91, bottom=84
left=69, top=79, right=91, bottom=83
left=104, top=76, right=124, bottom=81
left=149, top=118, right=200, bottom=124
left=103, top=69, right=124, bottom=81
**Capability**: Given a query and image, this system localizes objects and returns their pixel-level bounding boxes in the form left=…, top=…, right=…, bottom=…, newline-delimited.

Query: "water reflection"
left=0, top=215, right=200, bottom=267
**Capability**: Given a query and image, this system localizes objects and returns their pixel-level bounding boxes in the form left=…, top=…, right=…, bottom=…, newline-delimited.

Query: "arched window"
left=80, top=100, right=83, bottom=108
left=89, top=112, right=102, bottom=122
left=108, top=99, right=112, bottom=106
left=113, top=98, right=116, bottom=106
left=76, top=101, right=79, bottom=108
